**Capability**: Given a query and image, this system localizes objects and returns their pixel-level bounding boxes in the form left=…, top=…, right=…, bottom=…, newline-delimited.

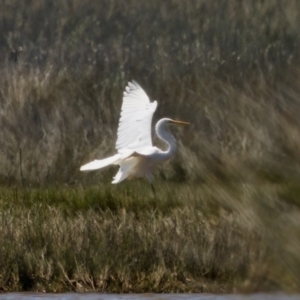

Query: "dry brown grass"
left=0, top=183, right=299, bottom=293
left=0, top=0, right=300, bottom=184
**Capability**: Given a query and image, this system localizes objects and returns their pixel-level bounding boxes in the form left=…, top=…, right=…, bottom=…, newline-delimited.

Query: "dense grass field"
left=0, top=0, right=300, bottom=293
left=1, top=182, right=300, bottom=292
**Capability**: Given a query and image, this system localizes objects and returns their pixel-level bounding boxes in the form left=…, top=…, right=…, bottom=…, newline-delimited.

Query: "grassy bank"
left=0, top=181, right=299, bottom=293
left=0, top=0, right=300, bottom=293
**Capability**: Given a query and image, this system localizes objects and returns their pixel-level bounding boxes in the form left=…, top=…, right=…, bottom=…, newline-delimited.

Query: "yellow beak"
left=170, top=120, right=190, bottom=125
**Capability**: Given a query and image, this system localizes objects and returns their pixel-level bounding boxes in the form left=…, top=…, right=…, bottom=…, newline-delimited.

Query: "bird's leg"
left=150, top=183, right=156, bottom=198
left=146, top=173, right=156, bottom=197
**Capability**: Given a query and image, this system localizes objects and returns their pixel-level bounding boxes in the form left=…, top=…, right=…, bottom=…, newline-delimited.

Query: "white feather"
left=116, top=80, right=157, bottom=154
left=80, top=154, right=120, bottom=171
left=112, top=157, right=139, bottom=184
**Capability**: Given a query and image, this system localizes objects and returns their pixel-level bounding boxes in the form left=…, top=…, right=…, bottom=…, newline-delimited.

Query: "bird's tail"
left=80, top=154, right=120, bottom=171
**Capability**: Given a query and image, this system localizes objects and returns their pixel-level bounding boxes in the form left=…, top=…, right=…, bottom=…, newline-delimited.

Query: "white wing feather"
left=116, top=81, right=157, bottom=154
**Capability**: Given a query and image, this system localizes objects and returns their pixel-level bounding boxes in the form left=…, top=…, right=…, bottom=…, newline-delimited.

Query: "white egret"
left=80, top=80, right=189, bottom=194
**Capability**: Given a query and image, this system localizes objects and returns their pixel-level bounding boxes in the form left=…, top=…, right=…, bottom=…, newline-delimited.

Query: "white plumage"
left=80, top=80, right=189, bottom=189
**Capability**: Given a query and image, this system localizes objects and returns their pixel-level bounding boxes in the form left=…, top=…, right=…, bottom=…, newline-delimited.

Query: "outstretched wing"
left=116, top=81, right=157, bottom=154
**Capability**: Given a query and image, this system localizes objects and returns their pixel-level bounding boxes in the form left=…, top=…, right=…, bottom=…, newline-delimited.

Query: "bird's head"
left=155, top=118, right=190, bottom=133
left=155, top=118, right=190, bottom=146
left=159, top=118, right=190, bottom=127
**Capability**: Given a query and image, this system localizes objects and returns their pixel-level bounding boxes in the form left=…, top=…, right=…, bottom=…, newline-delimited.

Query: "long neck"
left=155, top=123, right=177, bottom=158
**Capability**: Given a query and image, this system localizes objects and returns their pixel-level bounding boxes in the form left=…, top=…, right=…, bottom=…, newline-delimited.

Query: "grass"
left=0, top=0, right=300, bottom=293
left=0, top=181, right=299, bottom=292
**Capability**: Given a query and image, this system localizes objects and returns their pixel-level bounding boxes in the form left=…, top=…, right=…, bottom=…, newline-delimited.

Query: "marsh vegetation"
left=0, top=0, right=300, bottom=293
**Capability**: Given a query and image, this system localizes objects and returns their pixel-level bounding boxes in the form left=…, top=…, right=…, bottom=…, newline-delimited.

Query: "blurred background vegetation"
left=0, top=0, right=300, bottom=293
left=0, top=0, right=300, bottom=185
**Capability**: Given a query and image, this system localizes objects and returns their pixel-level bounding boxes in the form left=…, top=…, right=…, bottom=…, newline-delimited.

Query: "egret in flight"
left=80, top=80, right=189, bottom=194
